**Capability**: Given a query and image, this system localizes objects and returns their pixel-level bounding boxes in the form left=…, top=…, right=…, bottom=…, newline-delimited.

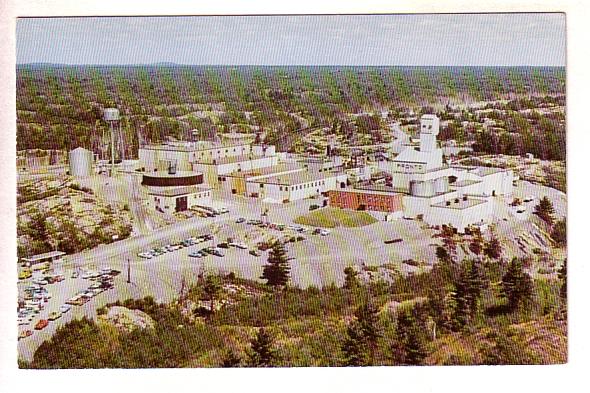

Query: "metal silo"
left=69, top=147, right=93, bottom=178
left=434, top=177, right=449, bottom=194
left=409, top=180, right=435, bottom=197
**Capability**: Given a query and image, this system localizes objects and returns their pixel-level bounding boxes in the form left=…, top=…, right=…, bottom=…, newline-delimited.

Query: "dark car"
left=384, top=238, right=403, bottom=244
left=217, top=242, right=230, bottom=249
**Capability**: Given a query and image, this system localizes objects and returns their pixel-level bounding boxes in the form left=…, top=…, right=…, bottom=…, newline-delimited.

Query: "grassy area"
left=293, top=207, right=377, bottom=228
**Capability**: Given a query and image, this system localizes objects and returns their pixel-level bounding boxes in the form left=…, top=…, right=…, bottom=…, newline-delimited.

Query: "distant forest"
left=16, top=65, right=565, bottom=158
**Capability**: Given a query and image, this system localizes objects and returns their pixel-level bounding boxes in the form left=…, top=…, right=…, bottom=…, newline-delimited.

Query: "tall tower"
left=419, top=114, right=440, bottom=153
left=104, top=108, right=120, bottom=177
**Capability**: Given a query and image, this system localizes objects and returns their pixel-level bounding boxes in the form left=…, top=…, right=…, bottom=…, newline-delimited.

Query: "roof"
left=453, top=179, right=482, bottom=187
left=147, top=185, right=202, bottom=197
left=330, top=188, right=402, bottom=197
left=140, top=142, right=250, bottom=153
left=432, top=197, right=487, bottom=210
left=224, top=163, right=303, bottom=179
left=194, top=154, right=275, bottom=165
left=249, top=169, right=345, bottom=186
left=142, top=170, right=202, bottom=178
left=393, top=148, right=433, bottom=164
left=22, top=251, right=65, bottom=262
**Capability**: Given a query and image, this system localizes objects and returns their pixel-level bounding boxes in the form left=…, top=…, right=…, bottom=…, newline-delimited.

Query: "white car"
left=59, top=305, right=71, bottom=313
left=229, top=242, right=248, bottom=250
left=319, top=229, right=331, bottom=236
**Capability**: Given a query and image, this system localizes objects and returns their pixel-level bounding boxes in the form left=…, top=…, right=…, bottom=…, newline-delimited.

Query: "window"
left=280, top=186, right=283, bottom=191
left=260, top=183, right=264, bottom=188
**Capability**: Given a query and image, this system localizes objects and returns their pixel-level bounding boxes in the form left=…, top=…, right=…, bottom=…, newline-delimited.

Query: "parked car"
left=384, top=238, right=403, bottom=244
left=34, top=319, right=48, bottom=330
left=18, top=330, right=33, bottom=340
left=71, top=271, right=79, bottom=279
left=236, top=217, right=246, bottom=224
left=59, top=304, right=71, bottom=313
left=217, top=242, right=230, bottom=249
left=309, top=204, right=320, bottom=211
left=189, top=251, right=203, bottom=258
left=229, top=242, right=248, bottom=249
left=249, top=249, right=261, bottom=257
left=48, top=311, right=61, bottom=321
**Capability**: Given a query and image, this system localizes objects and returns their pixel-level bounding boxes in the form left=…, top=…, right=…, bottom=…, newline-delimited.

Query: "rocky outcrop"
left=98, top=306, right=156, bottom=333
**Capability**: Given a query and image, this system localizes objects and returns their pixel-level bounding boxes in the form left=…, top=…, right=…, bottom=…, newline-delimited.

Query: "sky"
left=16, top=14, right=566, bottom=66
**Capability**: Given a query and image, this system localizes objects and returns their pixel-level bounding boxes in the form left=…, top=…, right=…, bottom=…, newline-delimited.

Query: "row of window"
left=193, top=146, right=249, bottom=159
left=279, top=180, right=326, bottom=192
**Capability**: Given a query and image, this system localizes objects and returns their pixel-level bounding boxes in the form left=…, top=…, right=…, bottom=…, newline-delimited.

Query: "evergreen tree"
left=247, top=328, right=276, bottom=367
left=558, top=258, right=567, bottom=301
left=436, top=245, right=452, bottom=265
left=341, top=321, right=370, bottom=366
left=501, top=258, right=534, bottom=311
left=261, top=242, right=291, bottom=288
left=534, top=196, right=555, bottom=226
left=484, top=235, right=502, bottom=260
left=343, top=266, right=360, bottom=289
left=203, top=275, right=223, bottom=314
left=394, top=311, right=427, bottom=365
left=341, top=301, right=381, bottom=366
left=450, top=259, right=486, bottom=330
left=551, top=218, right=567, bottom=247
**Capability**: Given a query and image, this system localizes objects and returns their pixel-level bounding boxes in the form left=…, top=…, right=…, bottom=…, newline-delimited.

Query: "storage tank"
left=434, top=177, right=449, bottom=194
left=69, top=147, right=93, bottom=178
left=409, top=180, right=435, bottom=197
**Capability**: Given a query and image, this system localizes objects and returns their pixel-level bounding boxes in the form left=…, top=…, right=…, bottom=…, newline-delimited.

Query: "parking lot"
left=16, top=190, right=445, bottom=361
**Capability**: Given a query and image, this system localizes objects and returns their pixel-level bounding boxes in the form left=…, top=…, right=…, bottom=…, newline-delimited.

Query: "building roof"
left=330, top=187, right=402, bottom=197
left=147, top=185, right=203, bottom=197
left=453, top=179, right=482, bottom=187
left=194, top=154, right=274, bottom=165
left=22, top=251, right=66, bottom=262
left=142, top=170, right=202, bottom=178
left=393, top=148, right=432, bottom=164
left=140, top=142, right=250, bottom=153
left=249, top=169, right=345, bottom=186
left=224, top=163, right=303, bottom=179
left=432, top=197, right=487, bottom=210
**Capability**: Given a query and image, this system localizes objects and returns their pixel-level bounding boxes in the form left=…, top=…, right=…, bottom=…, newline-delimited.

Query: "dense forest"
left=16, top=65, right=565, bottom=158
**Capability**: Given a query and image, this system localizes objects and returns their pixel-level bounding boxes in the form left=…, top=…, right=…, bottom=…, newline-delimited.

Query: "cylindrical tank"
left=69, top=147, right=93, bottom=178
left=409, top=180, right=435, bottom=197
left=434, top=177, right=449, bottom=194
left=103, top=108, right=120, bottom=121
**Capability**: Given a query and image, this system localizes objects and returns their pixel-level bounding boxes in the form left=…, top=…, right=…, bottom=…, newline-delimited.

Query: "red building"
left=328, top=189, right=403, bottom=213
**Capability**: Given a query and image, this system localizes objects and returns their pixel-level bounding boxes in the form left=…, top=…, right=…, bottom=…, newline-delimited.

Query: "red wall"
left=328, top=190, right=403, bottom=213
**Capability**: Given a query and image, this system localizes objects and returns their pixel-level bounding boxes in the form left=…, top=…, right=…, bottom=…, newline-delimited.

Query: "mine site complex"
left=15, top=62, right=567, bottom=367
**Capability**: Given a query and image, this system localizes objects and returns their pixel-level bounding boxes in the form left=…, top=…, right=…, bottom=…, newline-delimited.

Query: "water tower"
left=104, top=108, right=120, bottom=176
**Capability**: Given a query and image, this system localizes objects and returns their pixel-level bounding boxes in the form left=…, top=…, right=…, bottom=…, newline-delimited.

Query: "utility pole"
left=127, top=258, right=131, bottom=284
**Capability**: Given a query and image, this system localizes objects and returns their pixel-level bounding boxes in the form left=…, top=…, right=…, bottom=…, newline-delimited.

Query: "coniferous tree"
left=450, top=259, right=486, bottom=330
left=394, top=310, right=427, bottom=365
left=558, top=258, right=567, bottom=301
left=261, top=242, right=291, bottom=288
left=341, top=301, right=381, bottom=366
left=484, top=235, right=502, bottom=260
left=534, top=196, right=555, bottom=226
left=341, top=321, right=370, bottom=366
left=501, top=258, right=534, bottom=312
left=203, top=275, right=223, bottom=314
left=247, top=328, right=276, bottom=367
left=436, top=245, right=452, bottom=265
left=343, top=266, right=360, bottom=289
left=551, top=218, right=567, bottom=246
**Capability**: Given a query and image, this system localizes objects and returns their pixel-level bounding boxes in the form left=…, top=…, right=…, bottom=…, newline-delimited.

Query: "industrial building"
left=141, top=169, right=212, bottom=214
left=138, top=141, right=278, bottom=187
left=328, top=188, right=404, bottom=214
left=245, top=169, right=348, bottom=203
left=329, top=114, right=514, bottom=232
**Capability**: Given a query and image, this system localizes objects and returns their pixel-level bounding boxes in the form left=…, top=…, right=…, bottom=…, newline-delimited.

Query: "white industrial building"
left=245, top=169, right=348, bottom=203
left=138, top=141, right=277, bottom=187
left=388, top=114, right=514, bottom=232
